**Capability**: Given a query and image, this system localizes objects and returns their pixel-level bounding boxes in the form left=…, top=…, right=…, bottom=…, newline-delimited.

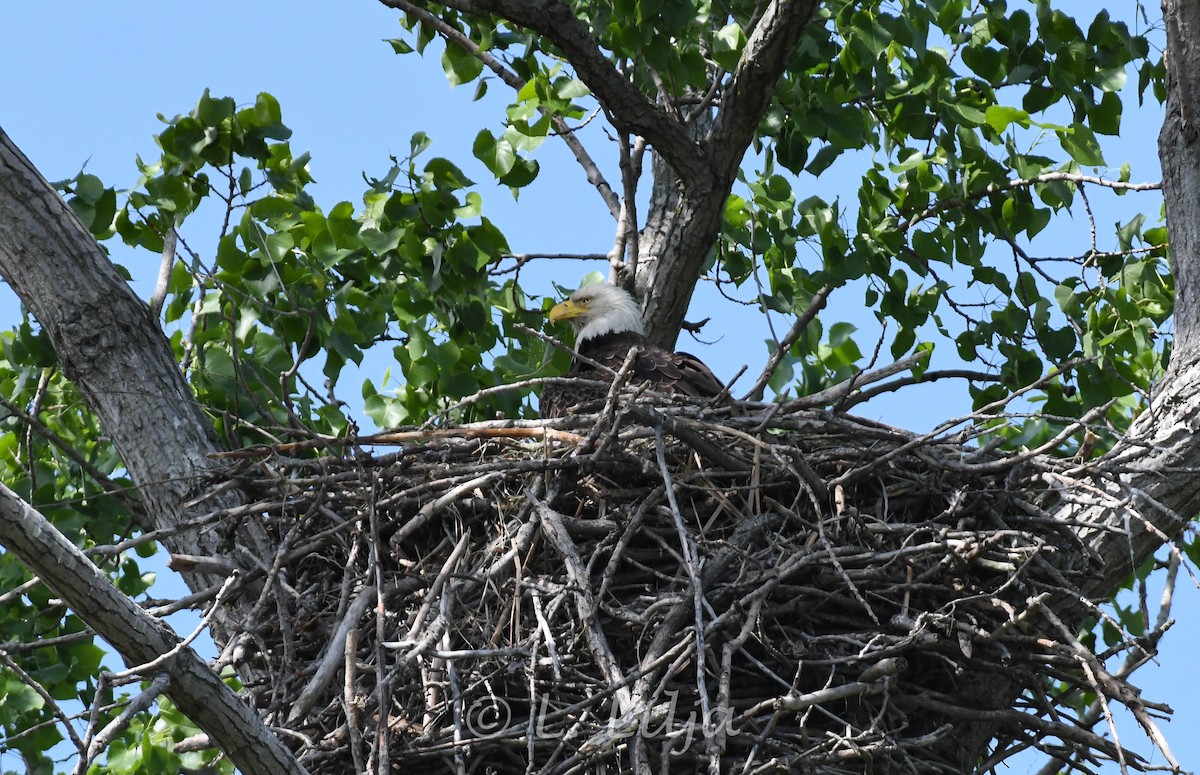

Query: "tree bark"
left=0, top=127, right=274, bottom=603
left=1057, top=0, right=1200, bottom=600
left=1161, top=0, right=1200, bottom=365
left=0, top=124, right=288, bottom=760
left=635, top=0, right=820, bottom=347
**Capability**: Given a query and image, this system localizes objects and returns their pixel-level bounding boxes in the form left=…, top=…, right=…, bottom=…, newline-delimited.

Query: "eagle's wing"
left=540, top=332, right=724, bottom=419
left=628, top=347, right=724, bottom=398
left=595, top=334, right=725, bottom=400
left=668, top=350, right=725, bottom=398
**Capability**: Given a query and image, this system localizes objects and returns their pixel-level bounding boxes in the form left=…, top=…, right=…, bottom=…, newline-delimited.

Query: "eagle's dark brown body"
left=540, top=285, right=724, bottom=418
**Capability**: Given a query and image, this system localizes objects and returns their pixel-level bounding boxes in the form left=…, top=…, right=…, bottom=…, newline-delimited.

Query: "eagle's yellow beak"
left=549, top=299, right=588, bottom=323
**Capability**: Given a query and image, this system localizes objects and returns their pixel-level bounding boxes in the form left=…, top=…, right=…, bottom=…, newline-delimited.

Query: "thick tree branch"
left=708, top=0, right=822, bottom=179
left=1070, top=362, right=1200, bottom=601
left=0, top=126, right=291, bottom=731
left=0, top=484, right=305, bottom=775
left=0, top=128, right=275, bottom=598
left=639, top=0, right=821, bottom=344
left=1161, top=0, right=1200, bottom=362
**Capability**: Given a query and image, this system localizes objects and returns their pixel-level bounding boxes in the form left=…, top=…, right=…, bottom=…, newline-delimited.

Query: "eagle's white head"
left=548, top=283, right=645, bottom=342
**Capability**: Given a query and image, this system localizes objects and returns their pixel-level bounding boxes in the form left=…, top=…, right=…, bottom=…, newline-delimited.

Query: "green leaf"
left=1095, top=66, right=1127, bottom=93
left=0, top=674, right=44, bottom=719
left=473, top=130, right=516, bottom=177
left=74, top=174, right=105, bottom=203
left=984, top=105, right=1030, bottom=134
left=410, top=131, right=433, bottom=158
left=499, top=157, right=540, bottom=189
left=1089, top=90, right=1123, bottom=136
left=807, top=144, right=842, bottom=176
left=711, top=22, right=747, bottom=70
left=555, top=78, right=590, bottom=100
left=1058, top=124, right=1106, bottom=166
left=441, top=44, right=485, bottom=86
left=387, top=37, right=414, bottom=55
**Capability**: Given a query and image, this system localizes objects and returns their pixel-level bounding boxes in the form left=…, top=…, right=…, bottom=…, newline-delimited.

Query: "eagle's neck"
left=576, top=302, right=645, bottom=342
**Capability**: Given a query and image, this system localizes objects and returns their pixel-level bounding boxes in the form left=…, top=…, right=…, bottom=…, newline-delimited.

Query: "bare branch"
left=901, top=172, right=1163, bottom=233
left=148, top=225, right=177, bottom=319
left=838, top=369, right=1005, bottom=410
left=79, top=673, right=172, bottom=774
left=0, top=648, right=86, bottom=759
left=744, top=283, right=834, bottom=401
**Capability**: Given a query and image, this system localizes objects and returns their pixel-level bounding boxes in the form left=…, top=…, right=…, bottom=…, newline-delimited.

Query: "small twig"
left=389, top=471, right=503, bottom=549
left=345, top=627, right=366, bottom=775
left=830, top=356, right=1092, bottom=487
left=148, top=225, right=177, bottom=319
left=626, top=403, right=751, bottom=472
left=380, top=0, right=622, bottom=218
left=742, top=680, right=884, bottom=720
left=779, top=349, right=932, bottom=411
left=0, top=648, right=86, bottom=758
left=530, top=589, right=562, bottom=681
left=900, top=172, right=1161, bottom=232
left=838, top=369, right=1003, bottom=410
left=581, top=347, right=647, bottom=461
left=78, top=673, right=172, bottom=774
left=654, top=426, right=714, bottom=762
left=407, top=532, right=472, bottom=640
left=369, top=472, right=392, bottom=775
left=0, top=576, right=42, bottom=607
left=0, top=393, right=143, bottom=521
left=515, top=321, right=620, bottom=376
left=744, top=283, right=834, bottom=401
left=109, top=572, right=240, bottom=682
left=210, top=425, right=585, bottom=459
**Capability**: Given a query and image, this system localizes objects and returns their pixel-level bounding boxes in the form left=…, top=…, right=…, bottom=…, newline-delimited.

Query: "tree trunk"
left=1061, top=0, right=1200, bottom=598
left=1161, top=0, right=1200, bottom=365
left=0, top=126, right=303, bottom=772
left=0, top=129, right=276, bottom=637
left=635, top=0, right=821, bottom=347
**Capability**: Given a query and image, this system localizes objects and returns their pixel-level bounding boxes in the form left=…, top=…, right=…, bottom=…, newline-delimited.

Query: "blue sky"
left=1, top=2, right=1194, bottom=773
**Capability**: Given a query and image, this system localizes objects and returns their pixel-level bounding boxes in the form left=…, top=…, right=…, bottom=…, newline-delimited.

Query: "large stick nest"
left=202, top=396, right=1163, bottom=774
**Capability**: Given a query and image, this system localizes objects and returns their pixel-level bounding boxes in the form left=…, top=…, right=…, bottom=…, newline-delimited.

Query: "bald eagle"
left=540, top=283, right=724, bottom=418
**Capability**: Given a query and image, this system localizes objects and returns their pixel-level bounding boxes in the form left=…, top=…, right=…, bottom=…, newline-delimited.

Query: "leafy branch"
left=380, top=0, right=622, bottom=217
left=900, top=172, right=1163, bottom=233
left=403, top=0, right=709, bottom=182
